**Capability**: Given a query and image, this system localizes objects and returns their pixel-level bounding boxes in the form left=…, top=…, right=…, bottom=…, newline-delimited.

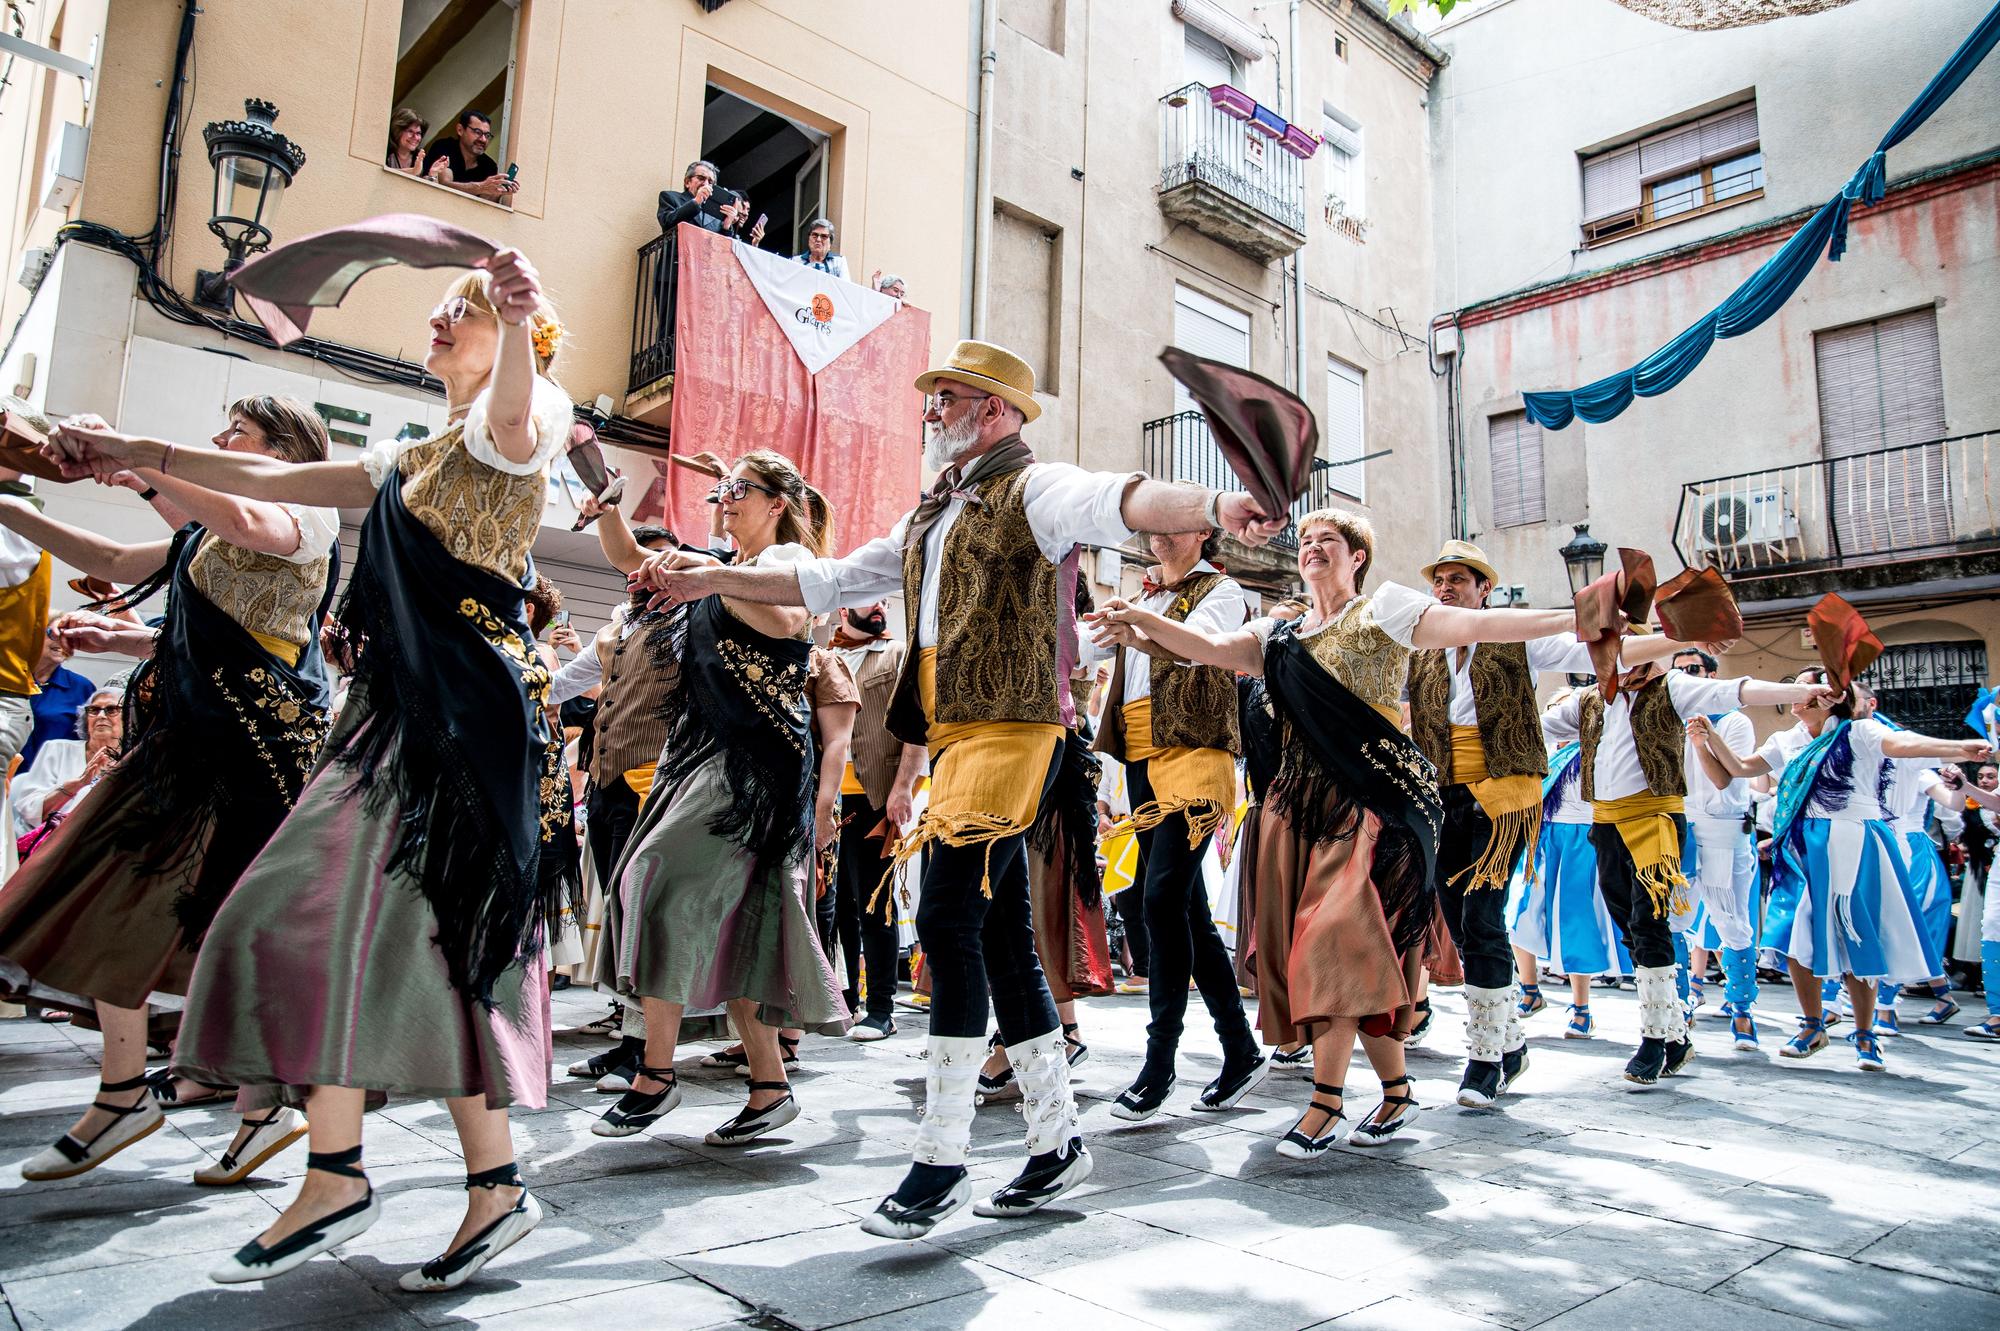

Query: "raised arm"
left=1411, top=605, right=1575, bottom=652
left=475, top=250, right=545, bottom=468
left=1118, top=479, right=1287, bottom=548
left=1087, top=600, right=1264, bottom=676
left=0, top=497, right=173, bottom=584
left=581, top=495, right=648, bottom=575
left=49, top=422, right=376, bottom=508
left=1881, top=731, right=1994, bottom=765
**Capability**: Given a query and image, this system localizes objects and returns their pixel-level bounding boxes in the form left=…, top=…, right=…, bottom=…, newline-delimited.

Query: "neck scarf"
left=903, top=434, right=1035, bottom=556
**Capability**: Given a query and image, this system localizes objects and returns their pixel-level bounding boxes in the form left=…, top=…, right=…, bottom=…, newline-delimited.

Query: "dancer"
left=1677, top=647, right=1763, bottom=1051
left=1095, top=525, right=1265, bottom=1121
left=0, top=397, right=338, bottom=1185
left=1950, top=777, right=2000, bottom=1039
left=1404, top=541, right=1612, bottom=1108
left=828, top=604, right=925, bottom=1041
left=1544, top=656, right=1828, bottom=1087
left=592, top=451, right=848, bottom=1144
left=638, top=339, right=1286, bottom=1236
left=50, top=250, right=578, bottom=1289
left=1509, top=723, right=1631, bottom=1040
left=1089, top=509, right=1592, bottom=1155
left=1693, top=671, right=1990, bottom=1065
left=1873, top=702, right=1962, bottom=1035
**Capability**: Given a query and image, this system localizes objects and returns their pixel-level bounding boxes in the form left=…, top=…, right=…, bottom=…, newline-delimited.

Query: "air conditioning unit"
left=1696, top=487, right=1798, bottom=551
left=17, top=247, right=51, bottom=292
left=41, top=122, right=87, bottom=213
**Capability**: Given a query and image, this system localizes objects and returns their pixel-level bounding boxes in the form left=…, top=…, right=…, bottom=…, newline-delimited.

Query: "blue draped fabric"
left=1523, top=2, right=2000, bottom=431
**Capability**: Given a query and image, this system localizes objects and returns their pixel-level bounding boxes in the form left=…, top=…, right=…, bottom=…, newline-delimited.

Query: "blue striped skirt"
left=1761, top=817, right=1942, bottom=981
left=1902, top=830, right=1953, bottom=959
left=1508, top=820, right=1630, bottom=977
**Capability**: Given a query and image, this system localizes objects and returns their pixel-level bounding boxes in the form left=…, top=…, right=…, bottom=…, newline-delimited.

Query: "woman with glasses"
left=11, top=686, right=126, bottom=837
left=592, top=450, right=849, bottom=1147
left=44, top=250, right=576, bottom=1291
left=0, top=395, right=339, bottom=1188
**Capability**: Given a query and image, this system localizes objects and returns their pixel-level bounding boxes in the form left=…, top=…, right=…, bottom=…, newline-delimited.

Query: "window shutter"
left=1700, top=103, right=1759, bottom=159
left=1488, top=411, right=1545, bottom=528
left=1872, top=307, right=1946, bottom=449
left=1325, top=357, right=1366, bottom=503
left=1184, top=26, right=1235, bottom=88
left=1581, top=146, right=1641, bottom=220
left=1639, top=122, right=1704, bottom=177
left=1815, top=307, right=1944, bottom=457
left=1172, top=287, right=1252, bottom=488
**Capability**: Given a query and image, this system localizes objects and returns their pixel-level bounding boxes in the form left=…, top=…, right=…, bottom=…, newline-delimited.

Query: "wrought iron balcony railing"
left=1158, top=83, right=1306, bottom=262
left=1142, top=409, right=1334, bottom=552
left=1670, top=431, right=2000, bottom=580
left=629, top=230, right=680, bottom=395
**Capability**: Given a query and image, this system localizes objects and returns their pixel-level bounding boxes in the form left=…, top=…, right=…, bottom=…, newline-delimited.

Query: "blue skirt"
left=1762, top=818, right=1942, bottom=981
left=1509, top=820, right=1630, bottom=977
left=1902, top=830, right=1953, bottom=959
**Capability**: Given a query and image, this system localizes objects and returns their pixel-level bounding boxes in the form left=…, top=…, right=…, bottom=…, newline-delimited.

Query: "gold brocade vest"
left=187, top=533, right=332, bottom=656
left=1301, top=594, right=1411, bottom=726
left=1096, top=571, right=1240, bottom=761
left=590, top=612, right=677, bottom=783
left=886, top=466, right=1064, bottom=747
left=396, top=425, right=548, bottom=585
left=1407, top=642, right=1547, bottom=785
left=846, top=640, right=908, bottom=811
left=1580, top=676, right=1686, bottom=801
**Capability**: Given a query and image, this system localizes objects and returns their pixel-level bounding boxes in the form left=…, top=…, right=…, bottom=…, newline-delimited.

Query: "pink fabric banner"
left=655, top=226, right=927, bottom=558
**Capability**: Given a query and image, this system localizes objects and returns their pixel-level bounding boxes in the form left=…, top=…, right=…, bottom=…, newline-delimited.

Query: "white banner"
left=733, top=240, right=899, bottom=377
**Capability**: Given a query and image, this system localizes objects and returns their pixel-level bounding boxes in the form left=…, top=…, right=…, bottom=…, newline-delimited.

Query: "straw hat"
left=915, top=339, right=1041, bottom=423
left=1419, top=539, right=1500, bottom=587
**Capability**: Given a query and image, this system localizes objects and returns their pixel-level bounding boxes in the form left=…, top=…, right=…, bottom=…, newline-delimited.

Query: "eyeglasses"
left=430, top=296, right=488, bottom=326
left=83, top=704, right=121, bottom=717
left=1677, top=664, right=1708, bottom=676
left=709, top=477, right=781, bottom=502
left=928, top=391, right=990, bottom=414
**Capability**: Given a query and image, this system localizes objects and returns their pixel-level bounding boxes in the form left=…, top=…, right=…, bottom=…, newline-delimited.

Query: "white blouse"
left=360, top=375, right=574, bottom=488
left=1244, top=580, right=1433, bottom=649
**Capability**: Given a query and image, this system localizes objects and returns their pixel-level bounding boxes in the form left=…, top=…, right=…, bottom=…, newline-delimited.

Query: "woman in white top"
left=11, top=684, right=123, bottom=833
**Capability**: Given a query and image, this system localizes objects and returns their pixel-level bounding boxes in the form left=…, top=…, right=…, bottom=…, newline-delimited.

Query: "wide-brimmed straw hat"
left=1419, top=539, right=1500, bottom=587
left=915, top=339, right=1041, bottom=423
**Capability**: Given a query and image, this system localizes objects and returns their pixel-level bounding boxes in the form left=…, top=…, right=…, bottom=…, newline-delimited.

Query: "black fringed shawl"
left=98, top=524, right=336, bottom=943
left=332, top=478, right=576, bottom=1005
left=1028, top=727, right=1106, bottom=910
left=646, top=594, right=814, bottom=868
left=1262, top=626, right=1441, bottom=955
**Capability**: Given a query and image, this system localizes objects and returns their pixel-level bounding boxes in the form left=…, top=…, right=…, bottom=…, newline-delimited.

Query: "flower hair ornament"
left=530, top=316, right=564, bottom=362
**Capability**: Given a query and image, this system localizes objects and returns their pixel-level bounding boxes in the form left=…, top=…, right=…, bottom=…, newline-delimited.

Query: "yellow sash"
left=1119, top=697, right=1234, bottom=847
left=248, top=629, right=303, bottom=667
left=1592, top=791, right=1689, bottom=914
left=1447, top=724, right=1543, bottom=892
left=624, top=763, right=657, bottom=807
left=839, top=759, right=865, bottom=797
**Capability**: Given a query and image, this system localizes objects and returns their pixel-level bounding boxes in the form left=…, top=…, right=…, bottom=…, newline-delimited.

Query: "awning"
left=1173, top=0, right=1265, bottom=62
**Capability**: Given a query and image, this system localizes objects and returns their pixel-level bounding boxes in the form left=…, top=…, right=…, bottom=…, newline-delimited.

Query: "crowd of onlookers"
left=386, top=107, right=520, bottom=207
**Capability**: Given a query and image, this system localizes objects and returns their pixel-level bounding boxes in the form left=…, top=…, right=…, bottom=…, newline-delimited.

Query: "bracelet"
left=1204, top=489, right=1224, bottom=528
left=138, top=486, right=159, bottom=502
left=159, top=443, right=176, bottom=475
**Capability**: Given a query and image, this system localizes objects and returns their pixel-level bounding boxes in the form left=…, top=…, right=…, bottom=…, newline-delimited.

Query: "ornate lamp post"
left=193, top=99, right=305, bottom=311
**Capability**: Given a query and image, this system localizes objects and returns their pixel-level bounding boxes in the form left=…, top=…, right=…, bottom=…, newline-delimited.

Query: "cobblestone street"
left=2, top=980, right=1997, bottom=1330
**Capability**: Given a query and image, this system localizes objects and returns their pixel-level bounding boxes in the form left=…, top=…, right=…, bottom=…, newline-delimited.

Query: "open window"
left=388, top=1, right=523, bottom=181
left=700, top=85, right=831, bottom=257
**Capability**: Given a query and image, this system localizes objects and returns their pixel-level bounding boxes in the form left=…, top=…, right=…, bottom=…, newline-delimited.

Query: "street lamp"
left=1559, top=523, right=1607, bottom=598
left=193, top=98, right=306, bottom=311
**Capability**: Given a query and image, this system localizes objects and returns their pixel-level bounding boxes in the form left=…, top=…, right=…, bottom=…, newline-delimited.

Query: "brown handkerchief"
left=1158, top=348, right=1319, bottom=524
left=0, top=411, right=66, bottom=483
left=231, top=213, right=500, bottom=346
left=1655, top=565, right=1743, bottom=644
left=1807, top=593, right=1883, bottom=692
left=565, top=421, right=624, bottom=531
left=1575, top=549, right=1657, bottom=699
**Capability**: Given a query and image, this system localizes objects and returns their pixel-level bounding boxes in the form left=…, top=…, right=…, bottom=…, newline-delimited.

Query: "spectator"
left=18, top=635, right=93, bottom=773
left=13, top=685, right=123, bottom=832
left=657, top=159, right=725, bottom=236
left=423, top=110, right=517, bottom=205
left=871, top=271, right=908, bottom=300
left=793, top=218, right=848, bottom=280
left=715, top=189, right=769, bottom=248
left=386, top=107, right=428, bottom=174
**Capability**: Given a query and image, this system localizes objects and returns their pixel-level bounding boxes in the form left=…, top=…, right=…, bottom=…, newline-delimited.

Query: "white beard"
left=924, top=411, right=982, bottom=474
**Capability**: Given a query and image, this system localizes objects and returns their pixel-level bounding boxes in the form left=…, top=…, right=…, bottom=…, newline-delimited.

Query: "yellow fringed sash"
left=1592, top=791, right=1690, bottom=914
left=1117, top=698, right=1235, bottom=848
left=1447, top=725, right=1543, bottom=892
left=870, top=649, right=1062, bottom=909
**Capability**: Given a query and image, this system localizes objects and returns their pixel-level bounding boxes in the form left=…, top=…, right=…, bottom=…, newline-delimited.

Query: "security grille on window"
left=1322, top=107, right=1363, bottom=217
left=1579, top=100, right=1761, bottom=243
left=1488, top=411, right=1545, bottom=528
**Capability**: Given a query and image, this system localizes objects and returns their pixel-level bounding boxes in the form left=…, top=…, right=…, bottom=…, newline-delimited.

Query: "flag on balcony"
left=652, top=226, right=927, bottom=557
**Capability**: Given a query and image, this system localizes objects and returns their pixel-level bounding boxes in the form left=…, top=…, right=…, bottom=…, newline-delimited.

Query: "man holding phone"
left=423, top=110, right=518, bottom=206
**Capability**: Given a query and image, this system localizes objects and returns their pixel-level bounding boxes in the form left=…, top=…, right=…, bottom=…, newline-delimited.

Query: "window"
left=1171, top=285, right=1250, bottom=489
left=1487, top=411, right=1545, bottom=528
left=1325, top=357, right=1366, bottom=503
left=991, top=202, right=1061, bottom=394
left=1814, top=307, right=1949, bottom=556
left=1580, top=100, right=1761, bottom=244
left=1184, top=25, right=1236, bottom=89
left=1322, top=107, right=1363, bottom=217
left=1333, top=32, right=1349, bottom=61
left=390, top=1, right=524, bottom=184
left=1860, top=640, right=1988, bottom=742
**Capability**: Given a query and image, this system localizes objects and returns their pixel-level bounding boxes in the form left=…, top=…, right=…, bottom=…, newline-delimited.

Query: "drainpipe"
left=971, top=0, right=998, bottom=338
left=1287, top=0, right=1307, bottom=399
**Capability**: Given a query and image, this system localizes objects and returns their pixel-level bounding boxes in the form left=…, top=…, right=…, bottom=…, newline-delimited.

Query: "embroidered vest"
left=1301, top=593, right=1411, bottom=725
left=397, top=427, right=547, bottom=585
left=590, top=612, right=677, bottom=782
left=188, top=534, right=332, bottom=652
left=1096, top=571, right=1240, bottom=760
left=1579, top=676, right=1685, bottom=801
left=886, top=467, right=1068, bottom=746
left=1407, top=641, right=1547, bottom=784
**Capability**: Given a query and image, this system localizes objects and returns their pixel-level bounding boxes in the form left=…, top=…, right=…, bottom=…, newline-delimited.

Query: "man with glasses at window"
left=1679, top=646, right=1763, bottom=1050
left=633, top=338, right=1284, bottom=1241
left=423, top=111, right=515, bottom=206
left=657, top=160, right=727, bottom=237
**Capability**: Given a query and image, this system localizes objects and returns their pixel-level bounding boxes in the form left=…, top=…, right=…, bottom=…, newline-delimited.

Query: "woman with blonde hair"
left=591, top=447, right=847, bottom=1146
left=47, top=250, right=578, bottom=1290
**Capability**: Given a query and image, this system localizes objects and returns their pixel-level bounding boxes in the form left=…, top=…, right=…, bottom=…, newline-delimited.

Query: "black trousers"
left=1129, top=760, right=1254, bottom=1059
left=1436, top=783, right=1522, bottom=991
left=1114, top=839, right=1151, bottom=978
left=834, top=791, right=902, bottom=1018
left=586, top=776, right=643, bottom=890
left=1592, top=817, right=1684, bottom=971
left=917, top=749, right=1063, bottom=1041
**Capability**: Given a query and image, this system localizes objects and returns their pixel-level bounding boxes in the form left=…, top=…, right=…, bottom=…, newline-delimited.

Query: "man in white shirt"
left=636, top=339, right=1284, bottom=1240
left=1678, top=648, right=1763, bottom=1050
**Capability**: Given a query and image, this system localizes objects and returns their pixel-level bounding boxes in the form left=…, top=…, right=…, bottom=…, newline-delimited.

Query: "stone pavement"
left=2, top=979, right=1998, bottom=1331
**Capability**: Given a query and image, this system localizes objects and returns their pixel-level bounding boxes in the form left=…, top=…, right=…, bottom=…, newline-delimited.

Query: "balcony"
left=1158, top=84, right=1307, bottom=263
left=1143, top=409, right=1334, bottom=584
left=629, top=230, right=681, bottom=403
left=1670, top=431, right=2000, bottom=603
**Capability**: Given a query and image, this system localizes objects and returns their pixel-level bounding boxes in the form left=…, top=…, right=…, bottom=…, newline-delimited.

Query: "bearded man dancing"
left=639, top=341, right=1281, bottom=1238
